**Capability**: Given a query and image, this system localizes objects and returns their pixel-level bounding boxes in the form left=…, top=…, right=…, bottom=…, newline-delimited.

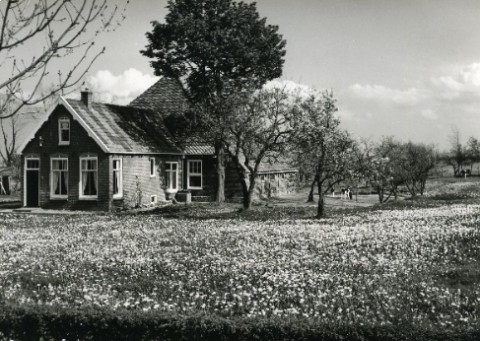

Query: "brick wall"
left=112, top=154, right=184, bottom=210
left=22, top=105, right=109, bottom=211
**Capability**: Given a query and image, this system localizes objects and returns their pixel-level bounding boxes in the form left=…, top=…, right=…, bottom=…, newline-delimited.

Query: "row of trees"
left=443, top=127, right=480, bottom=177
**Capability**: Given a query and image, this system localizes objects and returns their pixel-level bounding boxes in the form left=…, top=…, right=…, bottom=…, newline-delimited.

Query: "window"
left=112, top=158, right=122, bottom=198
left=150, top=157, right=156, bottom=177
left=51, top=158, right=68, bottom=198
left=187, top=160, right=202, bottom=189
left=80, top=157, right=98, bottom=199
left=58, top=118, right=70, bottom=145
left=151, top=195, right=158, bottom=204
left=26, top=159, right=40, bottom=170
left=166, top=162, right=178, bottom=191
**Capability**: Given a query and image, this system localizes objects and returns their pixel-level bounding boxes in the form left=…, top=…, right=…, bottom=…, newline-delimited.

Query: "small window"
left=58, top=118, right=70, bottom=145
left=80, top=157, right=98, bottom=199
left=51, top=158, right=68, bottom=198
left=187, top=160, right=202, bottom=189
left=150, top=157, right=156, bottom=177
left=26, top=159, right=40, bottom=169
left=166, top=162, right=178, bottom=191
left=112, top=158, right=122, bottom=199
left=151, top=195, right=158, bottom=204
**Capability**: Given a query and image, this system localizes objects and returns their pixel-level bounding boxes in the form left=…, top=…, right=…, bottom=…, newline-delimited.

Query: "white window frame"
left=187, top=160, right=202, bottom=190
left=58, top=118, right=70, bottom=145
left=150, top=157, right=156, bottom=177
left=165, top=161, right=179, bottom=192
left=79, top=156, right=98, bottom=200
left=50, top=157, right=68, bottom=199
left=112, top=158, right=123, bottom=199
left=151, top=195, right=158, bottom=204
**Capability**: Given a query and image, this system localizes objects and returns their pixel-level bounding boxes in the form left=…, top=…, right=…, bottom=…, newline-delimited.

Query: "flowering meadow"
left=1, top=203, right=480, bottom=339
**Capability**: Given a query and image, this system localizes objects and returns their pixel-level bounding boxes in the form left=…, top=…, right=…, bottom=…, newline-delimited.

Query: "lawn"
left=0, top=179, right=480, bottom=340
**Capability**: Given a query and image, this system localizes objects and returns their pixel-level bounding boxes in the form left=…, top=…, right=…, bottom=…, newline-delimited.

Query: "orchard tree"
left=447, top=126, right=466, bottom=176
left=141, top=0, right=286, bottom=202
left=367, top=138, right=436, bottom=201
left=368, top=137, right=404, bottom=203
left=466, top=137, right=480, bottom=175
left=0, top=0, right=128, bottom=120
left=394, top=142, right=436, bottom=198
left=291, top=91, right=356, bottom=218
left=225, top=87, right=295, bottom=210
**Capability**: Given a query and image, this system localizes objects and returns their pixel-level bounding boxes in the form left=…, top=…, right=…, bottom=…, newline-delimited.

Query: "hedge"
left=0, top=305, right=479, bottom=341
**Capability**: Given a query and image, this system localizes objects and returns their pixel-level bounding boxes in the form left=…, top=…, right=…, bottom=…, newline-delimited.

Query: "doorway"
left=25, top=158, right=40, bottom=207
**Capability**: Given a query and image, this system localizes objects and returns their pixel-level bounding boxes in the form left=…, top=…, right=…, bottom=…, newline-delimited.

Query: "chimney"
left=81, top=88, right=93, bottom=108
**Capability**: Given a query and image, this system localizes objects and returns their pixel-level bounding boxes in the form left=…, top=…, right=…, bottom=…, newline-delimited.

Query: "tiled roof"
left=129, top=78, right=214, bottom=155
left=182, top=137, right=215, bottom=155
left=257, top=162, right=297, bottom=174
left=66, top=99, right=182, bottom=154
left=129, top=77, right=189, bottom=115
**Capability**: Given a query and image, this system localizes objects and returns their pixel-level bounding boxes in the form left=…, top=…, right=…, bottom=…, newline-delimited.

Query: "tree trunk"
left=240, top=177, right=251, bottom=210
left=307, top=175, right=317, bottom=202
left=243, top=174, right=256, bottom=210
left=214, top=144, right=225, bottom=203
left=316, top=181, right=325, bottom=218
left=377, top=186, right=384, bottom=203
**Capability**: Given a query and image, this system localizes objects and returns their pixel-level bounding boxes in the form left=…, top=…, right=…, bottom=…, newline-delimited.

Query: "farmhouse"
left=19, top=79, right=297, bottom=211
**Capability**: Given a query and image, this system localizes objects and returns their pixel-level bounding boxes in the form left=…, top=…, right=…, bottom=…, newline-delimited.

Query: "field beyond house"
left=0, top=179, right=480, bottom=340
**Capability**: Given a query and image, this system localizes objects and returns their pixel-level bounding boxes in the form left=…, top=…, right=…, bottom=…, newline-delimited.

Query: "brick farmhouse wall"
left=22, top=105, right=109, bottom=211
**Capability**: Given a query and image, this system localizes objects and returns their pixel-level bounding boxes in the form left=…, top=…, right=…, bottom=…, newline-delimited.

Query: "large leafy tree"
left=141, top=0, right=286, bottom=202
left=291, top=91, right=356, bottom=218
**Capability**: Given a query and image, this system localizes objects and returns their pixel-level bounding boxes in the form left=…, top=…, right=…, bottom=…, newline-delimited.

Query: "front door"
left=25, top=158, right=40, bottom=207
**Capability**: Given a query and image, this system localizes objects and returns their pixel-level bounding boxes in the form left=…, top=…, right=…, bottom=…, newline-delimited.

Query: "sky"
left=6, top=0, right=480, bottom=151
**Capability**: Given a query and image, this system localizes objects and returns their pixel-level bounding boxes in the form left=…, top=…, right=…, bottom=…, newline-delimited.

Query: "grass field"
left=0, top=178, right=480, bottom=340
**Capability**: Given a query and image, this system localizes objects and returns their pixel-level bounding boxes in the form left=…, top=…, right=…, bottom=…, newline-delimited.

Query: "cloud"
left=88, top=68, right=159, bottom=105
left=264, top=79, right=316, bottom=99
left=420, top=109, right=438, bottom=121
left=432, top=63, right=480, bottom=101
left=348, top=83, right=425, bottom=106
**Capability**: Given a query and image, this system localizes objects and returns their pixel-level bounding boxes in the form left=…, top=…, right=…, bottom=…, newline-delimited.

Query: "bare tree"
left=291, top=91, right=356, bottom=218
left=0, top=0, right=128, bottom=120
left=0, top=112, right=18, bottom=167
left=225, top=87, right=295, bottom=210
left=466, top=137, right=480, bottom=176
left=448, top=126, right=466, bottom=176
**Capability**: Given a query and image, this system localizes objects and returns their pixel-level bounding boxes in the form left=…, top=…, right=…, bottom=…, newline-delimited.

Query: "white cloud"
left=88, top=68, right=159, bottom=105
left=264, top=80, right=315, bottom=99
left=432, top=62, right=480, bottom=101
left=348, top=83, right=425, bottom=106
left=420, top=109, right=438, bottom=121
